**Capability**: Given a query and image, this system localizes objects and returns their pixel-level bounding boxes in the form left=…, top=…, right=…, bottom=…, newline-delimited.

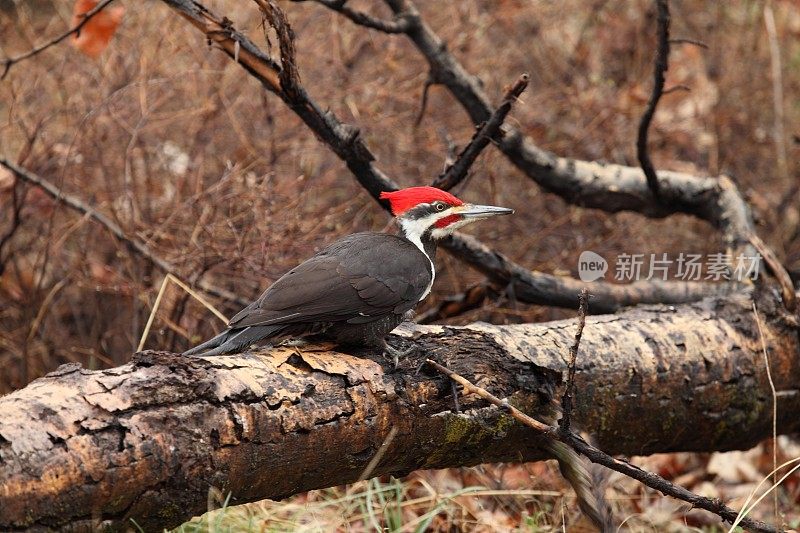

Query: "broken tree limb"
left=431, top=73, right=530, bottom=191
left=425, top=359, right=777, bottom=533
left=160, top=0, right=737, bottom=314
left=368, top=0, right=756, bottom=254
left=1, top=289, right=798, bottom=531
left=442, top=233, right=738, bottom=313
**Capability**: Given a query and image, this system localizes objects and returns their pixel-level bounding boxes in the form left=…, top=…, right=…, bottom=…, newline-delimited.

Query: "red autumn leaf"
left=71, top=0, right=125, bottom=58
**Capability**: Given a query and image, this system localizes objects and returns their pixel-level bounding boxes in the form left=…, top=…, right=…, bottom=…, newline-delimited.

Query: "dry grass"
left=2, top=0, right=800, bottom=530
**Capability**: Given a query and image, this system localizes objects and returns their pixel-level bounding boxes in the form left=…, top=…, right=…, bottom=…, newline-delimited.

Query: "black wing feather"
left=227, top=233, right=432, bottom=330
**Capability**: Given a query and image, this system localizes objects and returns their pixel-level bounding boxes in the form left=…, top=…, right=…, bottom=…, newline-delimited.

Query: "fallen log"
left=0, top=290, right=798, bottom=531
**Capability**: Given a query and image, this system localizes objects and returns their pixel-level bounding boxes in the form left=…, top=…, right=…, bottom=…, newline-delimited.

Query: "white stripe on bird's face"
left=398, top=209, right=455, bottom=300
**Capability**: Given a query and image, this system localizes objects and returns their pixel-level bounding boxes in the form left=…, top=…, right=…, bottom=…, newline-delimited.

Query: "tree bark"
left=1, top=290, right=798, bottom=531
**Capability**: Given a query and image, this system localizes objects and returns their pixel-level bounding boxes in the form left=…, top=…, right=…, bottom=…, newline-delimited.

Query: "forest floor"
left=2, top=0, right=800, bottom=530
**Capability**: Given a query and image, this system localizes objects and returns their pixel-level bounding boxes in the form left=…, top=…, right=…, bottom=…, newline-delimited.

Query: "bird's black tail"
left=183, top=325, right=285, bottom=356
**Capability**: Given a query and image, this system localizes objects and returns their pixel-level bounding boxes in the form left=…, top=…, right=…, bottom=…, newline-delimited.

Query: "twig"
left=0, top=158, right=249, bottom=308
left=414, top=74, right=436, bottom=126
left=559, top=288, right=588, bottom=432
left=0, top=178, right=26, bottom=276
left=0, top=0, right=119, bottom=80
left=669, top=37, right=708, bottom=48
left=424, top=359, right=553, bottom=434
left=292, top=0, right=411, bottom=33
left=636, top=0, right=671, bottom=200
left=764, top=2, right=789, bottom=182
left=358, top=426, right=399, bottom=481
left=165, top=0, right=737, bottom=314
left=753, top=301, right=779, bottom=519
left=425, top=359, right=781, bottom=533
left=431, top=74, right=529, bottom=191
left=748, top=232, right=796, bottom=312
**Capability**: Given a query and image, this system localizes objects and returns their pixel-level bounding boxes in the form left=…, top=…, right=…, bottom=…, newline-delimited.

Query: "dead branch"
left=431, top=74, right=529, bottom=191
left=357, top=0, right=757, bottom=255
left=0, top=178, right=26, bottom=277
left=0, top=0, right=120, bottom=80
left=559, top=288, right=588, bottom=432
left=426, top=359, right=778, bottom=533
left=0, top=289, right=797, bottom=531
left=443, top=233, right=737, bottom=313
left=162, top=0, right=733, bottom=314
left=636, top=0, right=671, bottom=200
left=0, top=158, right=248, bottom=308
left=292, top=0, right=411, bottom=33
left=749, top=232, right=797, bottom=311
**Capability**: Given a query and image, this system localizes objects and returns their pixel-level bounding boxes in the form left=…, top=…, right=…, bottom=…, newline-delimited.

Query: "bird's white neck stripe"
left=400, top=217, right=435, bottom=299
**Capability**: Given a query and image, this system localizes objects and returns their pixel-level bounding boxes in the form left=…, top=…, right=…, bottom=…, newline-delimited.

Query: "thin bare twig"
left=0, top=0, right=119, bottom=80
left=748, top=232, right=797, bottom=312
left=357, top=425, right=398, bottom=481
left=414, top=74, right=436, bottom=126
left=752, top=302, right=779, bottom=520
left=425, top=359, right=781, bottom=533
left=636, top=0, right=671, bottom=200
left=764, top=2, right=789, bottom=182
left=292, top=0, right=411, bottom=33
left=425, top=359, right=553, bottom=434
left=165, top=0, right=737, bottom=315
left=0, top=158, right=249, bottom=307
left=432, top=74, right=529, bottom=191
left=559, top=288, right=588, bottom=432
left=669, top=37, right=708, bottom=48
left=0, top=179, right=26, bottom=276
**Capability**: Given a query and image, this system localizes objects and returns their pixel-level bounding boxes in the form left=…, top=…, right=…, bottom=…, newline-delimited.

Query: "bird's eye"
left=435, top=202, right=446, bottom=212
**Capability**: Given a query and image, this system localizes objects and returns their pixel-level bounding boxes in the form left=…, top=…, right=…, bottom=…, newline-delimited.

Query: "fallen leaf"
left=71, top=0, right=125, bottom=58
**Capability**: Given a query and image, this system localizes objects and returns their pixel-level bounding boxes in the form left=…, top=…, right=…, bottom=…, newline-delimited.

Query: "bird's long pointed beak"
left=459, top=204, right=514, bottom=219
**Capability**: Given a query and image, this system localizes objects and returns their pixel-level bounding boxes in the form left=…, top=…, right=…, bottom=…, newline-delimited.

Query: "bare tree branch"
left=0, top=0, right=120, bottom=80
left=669, top=37, right=708, bottom=48
left=361, top=0, right=756, bottom=256
left=1, top=289, right=797, bottom=531
left=159, top=0, right=730, bottom=315
left=432, top=74, right=529, bottom=191
left=636, top=0, right=671, bottom=200
left=443, top=233, right=737, bottom=313
left=0, top=178, right=27, bottom=277
left=0, top=158, right=248, bottom=307
left=292, top=0, right=411, bottom=33
left=426, top=359, right=780, bottom=533
left=559, top=288, right=588, bottom=432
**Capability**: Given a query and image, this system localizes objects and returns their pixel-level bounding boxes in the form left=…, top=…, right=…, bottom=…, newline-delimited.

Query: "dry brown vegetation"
left=2, top=0, right=800, bottom=530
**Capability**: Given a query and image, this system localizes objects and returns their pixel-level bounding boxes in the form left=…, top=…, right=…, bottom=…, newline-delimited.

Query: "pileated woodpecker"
left=184, top=186, right=513, bottom=361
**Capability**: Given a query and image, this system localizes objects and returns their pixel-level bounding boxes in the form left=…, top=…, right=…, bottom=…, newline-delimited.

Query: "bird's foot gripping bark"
left=381, top=341, right=417, bottom=370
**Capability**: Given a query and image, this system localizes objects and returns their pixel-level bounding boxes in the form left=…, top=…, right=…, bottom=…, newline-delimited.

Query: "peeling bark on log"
left=1, top=291, right=798, bottom=531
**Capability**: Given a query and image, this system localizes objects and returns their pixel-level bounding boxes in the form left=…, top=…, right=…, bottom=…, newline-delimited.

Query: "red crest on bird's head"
left=379, top=186, right=464, bottom=216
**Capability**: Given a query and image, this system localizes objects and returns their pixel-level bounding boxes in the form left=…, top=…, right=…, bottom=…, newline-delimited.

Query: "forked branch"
left=158, top=0, right=727, bottom=315
left=426, top=359, right=781, bottom=533
left=432, top=74, right=529, bottom=191
left=636, top=0, right=671, bottom=200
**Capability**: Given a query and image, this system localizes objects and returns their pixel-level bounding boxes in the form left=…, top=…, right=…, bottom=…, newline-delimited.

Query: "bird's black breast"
left=226, top=232, right=434, bottom=330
